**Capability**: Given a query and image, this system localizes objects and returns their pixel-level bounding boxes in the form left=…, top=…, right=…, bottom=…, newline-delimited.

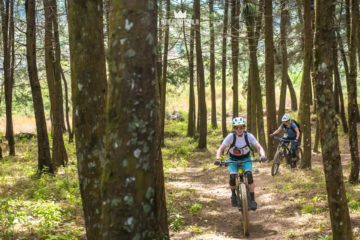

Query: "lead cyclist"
left=216, top=117, right=266, bottom=210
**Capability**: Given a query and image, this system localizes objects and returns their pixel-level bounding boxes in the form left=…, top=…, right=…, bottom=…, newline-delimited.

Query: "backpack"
left=226, top=131, right=254, bottom=155
left=283, top=120, right=301, bottom=134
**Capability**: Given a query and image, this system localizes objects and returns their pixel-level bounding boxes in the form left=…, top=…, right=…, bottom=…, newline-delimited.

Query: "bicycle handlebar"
left=271, top=135, right=297, bottom=143
left=214, top=157, right=264, bottom=167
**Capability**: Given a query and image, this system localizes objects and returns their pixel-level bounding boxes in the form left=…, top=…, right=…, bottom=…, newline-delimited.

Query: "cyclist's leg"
left=227, top=157, right=239, bottom=206
left=290, top=140, right=298, bottom=168
left=290, top=139, right=298, bottom=157
left=242, top=158, right=257, bottom=210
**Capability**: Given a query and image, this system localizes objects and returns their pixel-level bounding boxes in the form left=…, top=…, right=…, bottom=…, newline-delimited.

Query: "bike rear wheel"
left=240, top=183, right=249, bottom=236
left=271, top=150, right=282, bottom=176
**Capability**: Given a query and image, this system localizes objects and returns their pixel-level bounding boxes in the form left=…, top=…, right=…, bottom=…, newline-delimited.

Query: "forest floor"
left=165, top=121, right=360, bottom=240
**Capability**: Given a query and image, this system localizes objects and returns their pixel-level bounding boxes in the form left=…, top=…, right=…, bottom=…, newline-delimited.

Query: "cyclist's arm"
left=271, top=126, right=283, bottom=135
left=295, top=127, right=300, bottom=141
left=216, top=144, right=227, bottom=160
left=254, top=142, right=266, bottom=158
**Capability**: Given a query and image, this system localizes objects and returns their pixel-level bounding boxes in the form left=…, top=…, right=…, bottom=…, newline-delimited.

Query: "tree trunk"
left=160, top=0, right=170, bottom=145
left=286, top=74, right=298, bottom=111
left=195, top=0, right=207, bottom=149
left=25, top=0, right=53, bottom=174
left=221, top=0, right=229, bottom=138
left=209, top=0, right=217, bottom=129
left=278, top=0, right=288, bottom=125
left=244, top=0, right=263, bottom=140
left=313, top=118, right=320, bottom=153
left=101, top=1, right=168, bottom=238
left=314, top=0, right=353, bottom=237
left=68, top=1, right=107, bottom=238
left=1, top=0, right=16, bottom=156
left=184, top=17, right=196, bottom=138
left=298, top=0, right=312, bottom=169
left=51, top=0, right=66, bottom=132
left=264, top=0, right=276, bottom=159
left=231, top=0, right=240, bottom=117
left=348, top=0, right=360, bottom=183
left=60, top=67, right=73, bottom=142
left=43, top=0, right=68, bottom=168
left=333, top=31, right=348, bottom=133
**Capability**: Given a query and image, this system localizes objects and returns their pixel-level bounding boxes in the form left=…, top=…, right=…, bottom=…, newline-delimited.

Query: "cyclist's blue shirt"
left=282, top=122, right=297, bottom=139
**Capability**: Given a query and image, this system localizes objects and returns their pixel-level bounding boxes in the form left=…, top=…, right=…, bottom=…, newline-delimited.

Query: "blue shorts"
left=227, top=156, right=252, bottom=174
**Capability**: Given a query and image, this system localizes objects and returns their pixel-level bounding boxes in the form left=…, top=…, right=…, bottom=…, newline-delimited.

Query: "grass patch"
left=0, top=138, right=84, bottom=239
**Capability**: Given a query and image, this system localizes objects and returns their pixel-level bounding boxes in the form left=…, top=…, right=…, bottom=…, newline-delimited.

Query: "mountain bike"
left=271, top=136, right=303, bottom=176
left=215, top=158, right=261, bottom=236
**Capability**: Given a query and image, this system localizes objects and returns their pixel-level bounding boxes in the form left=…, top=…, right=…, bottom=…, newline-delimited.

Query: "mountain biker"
left=215, top=117, right=266, bottom=210
left=270, top=113, right=300, bottom=168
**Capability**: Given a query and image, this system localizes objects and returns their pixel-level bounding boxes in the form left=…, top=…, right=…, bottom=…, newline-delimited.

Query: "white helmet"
left=281, top=114, right=291, bottom=122
left=232, top=117, right=246, bottom=127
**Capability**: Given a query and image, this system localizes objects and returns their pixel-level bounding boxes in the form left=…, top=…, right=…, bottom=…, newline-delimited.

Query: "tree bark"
left=160, top=0, right=170, bottom=145
left=195, top=0, right=207, bottom=149
left=209, top=0, right=217, bottom=129
left=1, top=0, right=15, bottom=156
left=68, top=1, right=107, bottom=238
left=264, top=0, right=276, bottom=159
left=25, top=0, right=53, bottom=174
left=101, top=1, right=169, bottom=238
left=43, top=0, right=68, bottom=168
left=231, top=0, right=240, bottom=117
left=348, top=0, right=360, bottom=183
left=221, top=0, right=229, bottom=138
left=314, top=0, right=353, bottom=237
left=333, top=32, right=348, bottom=133
left=278, top=0, right=288, bottom=125
left=185, top=17, right=196, bottom=138
left=298, top=0, right=312, bottom=169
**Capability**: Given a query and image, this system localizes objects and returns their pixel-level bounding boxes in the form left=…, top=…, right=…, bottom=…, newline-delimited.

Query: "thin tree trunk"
left=348, top=0, right=360, bottom=183
left=60, top=67, right=73, bottom=142
left=160, top=0, right=170, bottom=145
left=43, top=0, right=68, bottom=168
left=195, top=0, right=207, bottom=149
left=298, top=0, right=312, bottom=169
left=221, top=0, right=229, bottom=138
left=313, top=119, right=320, bottom=153
left=209, top=0, right=217, bottom=129
left=286, top=74, right=297, bottom=111
left=264, top=0, right=276, bottom=159
left=101, top=1, right=168, bottom=237
left=278, top=0, right=288, bottom=124
left=186, top=17, right=196, bottom=137
left=231, top=0, right=240, bottom=117
left=1, top=0, right=16, bottom=156
left=333, top=31, right=348, bottom=133
left=314, top=0, right=353, bottom=237
left=25, top=0, right=53, bottom=174
left=51, top=0, right=66, bottom=132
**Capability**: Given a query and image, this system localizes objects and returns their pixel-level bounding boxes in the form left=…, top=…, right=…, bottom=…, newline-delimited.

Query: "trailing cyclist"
left=270, top=113, right=301, bottom=168
left=215, top=117, right=266, bottom=210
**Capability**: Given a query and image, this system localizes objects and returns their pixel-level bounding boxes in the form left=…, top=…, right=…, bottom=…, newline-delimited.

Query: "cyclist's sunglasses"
left=234, top=125, right=246, bottom=130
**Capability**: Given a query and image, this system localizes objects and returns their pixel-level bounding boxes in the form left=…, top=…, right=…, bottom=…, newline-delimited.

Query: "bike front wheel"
left=240, top=183, right=249, bottom=236
left=271, top=150, right=282, bottom=176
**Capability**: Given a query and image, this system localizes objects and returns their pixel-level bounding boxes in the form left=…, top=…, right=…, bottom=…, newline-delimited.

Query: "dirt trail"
left=167, top=153, right=336, bottom=240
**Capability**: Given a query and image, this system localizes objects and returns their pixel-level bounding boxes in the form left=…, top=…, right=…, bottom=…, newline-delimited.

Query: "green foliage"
left=169, top=213, right=184, bottom=232
left=301, top=204, right=316, bottom=214
left=317, top=235, right=332, bottom=240
left=189, top=203, right=203, bottom=215
left=0, top=139, right=83, bottom=239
